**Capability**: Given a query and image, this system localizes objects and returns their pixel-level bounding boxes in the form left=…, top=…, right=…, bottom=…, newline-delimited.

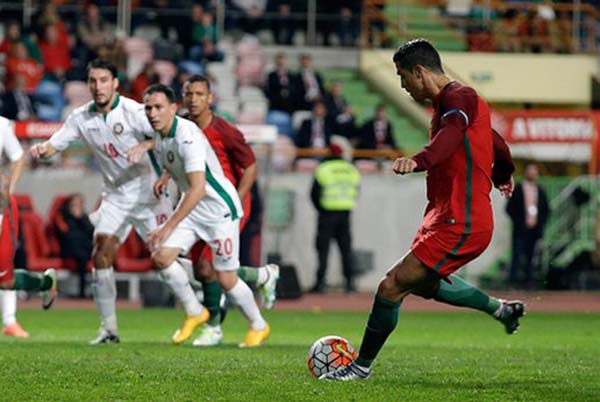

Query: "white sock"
left=256, top=266, right=269, bottom=287
left=226, top=279, right=267, bottom=330
left=160, top=260, right=204, bottom=316
left=176, top=257, right=203, bottom=290
left=1, top=290, right=17, bottom=327
left=93, top=267, right=118, bottom=333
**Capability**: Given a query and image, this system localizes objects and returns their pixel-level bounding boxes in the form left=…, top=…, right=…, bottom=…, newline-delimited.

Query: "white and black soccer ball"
left=307, top=335, right=357, bottom=378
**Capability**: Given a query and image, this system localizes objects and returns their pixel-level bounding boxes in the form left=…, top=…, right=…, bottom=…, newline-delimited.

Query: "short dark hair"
left=87, top=59, right=118, bottom=79
left=144, top=84, right=176, bottom=103
left=184, top=74, right=211, bottom=92
left=392, top=38, right=444, bottom=74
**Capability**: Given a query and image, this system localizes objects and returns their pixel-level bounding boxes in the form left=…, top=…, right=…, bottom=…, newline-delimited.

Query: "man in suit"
left=505, top=163, right=549, bottom=288
left=293, top=53, right=325, bottom=111
left=358, top=104, right=395, bottom=150
left=264, top=52, right=294, bottom=113
left=0, top=75, right=36, bottom=121
left=295, top=99, right=332, bottom=149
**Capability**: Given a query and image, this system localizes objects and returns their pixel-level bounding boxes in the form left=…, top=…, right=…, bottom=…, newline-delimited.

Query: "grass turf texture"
left=1, top=309, right=599, bottom=401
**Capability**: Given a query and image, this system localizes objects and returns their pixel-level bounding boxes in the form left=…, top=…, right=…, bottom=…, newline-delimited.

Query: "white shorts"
left=92, top=194, right=172, bottom=243
left=163, top=217, right=240, bottom=272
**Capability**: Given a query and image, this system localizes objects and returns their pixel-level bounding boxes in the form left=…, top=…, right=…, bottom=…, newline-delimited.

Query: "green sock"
left=355, top=295, right=401, bottom=368
left=202, top=280, right=223, bottom=326
left=434, top=274, right=501, bottom=315
left=13, top=269, right=52, bottom=291
left=237, top=266, right=258, bottom=286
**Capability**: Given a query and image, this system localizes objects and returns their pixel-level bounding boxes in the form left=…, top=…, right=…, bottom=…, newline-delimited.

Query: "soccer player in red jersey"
left=0, top=117, right=57, bottom=325
left=180, top=75, right=278, bottom=346
left=322, top=39, right=524, bottom=381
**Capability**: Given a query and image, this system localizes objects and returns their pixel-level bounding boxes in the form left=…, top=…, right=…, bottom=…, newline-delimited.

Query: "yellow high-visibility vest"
left=315, top=159, right=360, bottom=211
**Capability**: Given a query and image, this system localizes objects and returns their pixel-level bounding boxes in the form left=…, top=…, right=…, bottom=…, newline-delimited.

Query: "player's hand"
left=392, top=157, right=417, bottom=175
left=29, top=142, right=51, bottom=159
left=496, top=176, right=514, bottom=199
left=148, top=222, right=175, bottom=253
left=153, top=175, right=169, bottom=198
left=127, top=140, right=154, bottom=163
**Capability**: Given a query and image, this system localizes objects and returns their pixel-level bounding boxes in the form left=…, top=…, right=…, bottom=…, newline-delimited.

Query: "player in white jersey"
left=29, top=60, right=205, bottom=345
left=0, top=117, right=57, bottom=339
left=144, top=84, right=270, bottom=347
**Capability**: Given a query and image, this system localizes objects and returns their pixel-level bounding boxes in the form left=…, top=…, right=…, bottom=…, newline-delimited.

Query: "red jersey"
left=412, top=82, right=512, bottom=234
left=202, top=115, right=256, bottom=186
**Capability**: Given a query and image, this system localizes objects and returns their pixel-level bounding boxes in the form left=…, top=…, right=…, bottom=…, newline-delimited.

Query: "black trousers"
left=315, top=211, right=354, bottom=286
left=509, top=228, right=540, bottom=286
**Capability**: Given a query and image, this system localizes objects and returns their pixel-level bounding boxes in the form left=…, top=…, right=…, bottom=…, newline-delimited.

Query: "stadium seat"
left=13, top=194, right=34, bottom=212
left=19, top=211, right=65, bottom=272
left=35, top=80, right=65, bottom=122
left=177, top=60, right=204, bottom=76
left=46, top=195, right=70, bottom=258
left=266, top=110, right=293, bottom=137
left=64, top=81, right=92, bottom=107
left=236, top=109, right=265, bottom=125
left=133, top=24, right=162, bottom=42
left=152, top=60, right=177, bottom=86
left=272, top=135, right=297, bottom=172
left=115, top=231, right=153, bottom=273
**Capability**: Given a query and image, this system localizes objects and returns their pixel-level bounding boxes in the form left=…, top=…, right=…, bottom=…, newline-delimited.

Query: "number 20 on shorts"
left=215, top=238, right=233, bottom=256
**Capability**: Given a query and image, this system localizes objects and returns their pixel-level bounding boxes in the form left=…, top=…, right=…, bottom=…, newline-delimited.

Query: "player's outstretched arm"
left=491, top=129, right=515, bottom=199
left=127, top=140, right=155, bottom=163
left=29, top=141, right=57, bottom=159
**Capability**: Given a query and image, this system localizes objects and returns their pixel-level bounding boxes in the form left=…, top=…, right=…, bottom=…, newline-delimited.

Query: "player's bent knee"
left=93, top=234, right=119, bottom=268
left=216, top=271, right=237, bottom=292
left=152, top=250, right=176, bottom=270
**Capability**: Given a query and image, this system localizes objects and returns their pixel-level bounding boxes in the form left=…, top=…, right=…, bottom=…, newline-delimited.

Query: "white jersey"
left=0, top=117, right=24, bottom=164
left=49, top=94, right=161, bottom=205
left=154, top=116, right=243, bottom=224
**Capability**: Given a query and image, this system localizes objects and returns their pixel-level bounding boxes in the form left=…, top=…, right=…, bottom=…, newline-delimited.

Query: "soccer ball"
left=307, top=335, right=357, bottom=378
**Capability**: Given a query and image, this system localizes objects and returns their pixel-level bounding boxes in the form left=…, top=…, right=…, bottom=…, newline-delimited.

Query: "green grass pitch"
left=1, top=309, right=599, bottom=401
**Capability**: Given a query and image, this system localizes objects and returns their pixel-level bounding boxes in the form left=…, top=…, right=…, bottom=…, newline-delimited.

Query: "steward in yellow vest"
left=309, top=144, right=361, bottom=293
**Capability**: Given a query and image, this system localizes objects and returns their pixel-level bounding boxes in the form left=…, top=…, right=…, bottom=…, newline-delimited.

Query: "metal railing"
left=540, top=176, right=597, bottom=272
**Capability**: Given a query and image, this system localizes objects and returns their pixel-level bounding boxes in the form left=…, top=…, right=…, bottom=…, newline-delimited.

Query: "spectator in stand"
left=39, top=24, right=72, bottom=82
left=96, top=32, right=128, bottom=80
left=505, top=163, right=549, bottom=289
left=189, top=8, right=221, bottom=61
left=4, top=43, right=43, bottom=94
left=77, top=3, right=112, bottom=64
left=0, top=75, right=37, bottom=121
left=270, top=2, right=295, bottom=45
left=264, top=52, right=294, bottom=113
left=295, top=99, right=333, bottom=148
left=130, top=62, right=160, bottom=102
left=33, top=1, right=69, bottom=49
left=293, top=53, right=325, bottom=111
left=338, top=4, right=360, bottom=47
left=0, top=21, right=42, bottom=64
left=324, top=81, right=356, bottom=141
left=192, top=38, right=225, bottom=64
left=55, top=193, right=94, bottom=299
left=229, top=0, right=267, bottom=34
left=358, top=104, right=396, bottom=150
